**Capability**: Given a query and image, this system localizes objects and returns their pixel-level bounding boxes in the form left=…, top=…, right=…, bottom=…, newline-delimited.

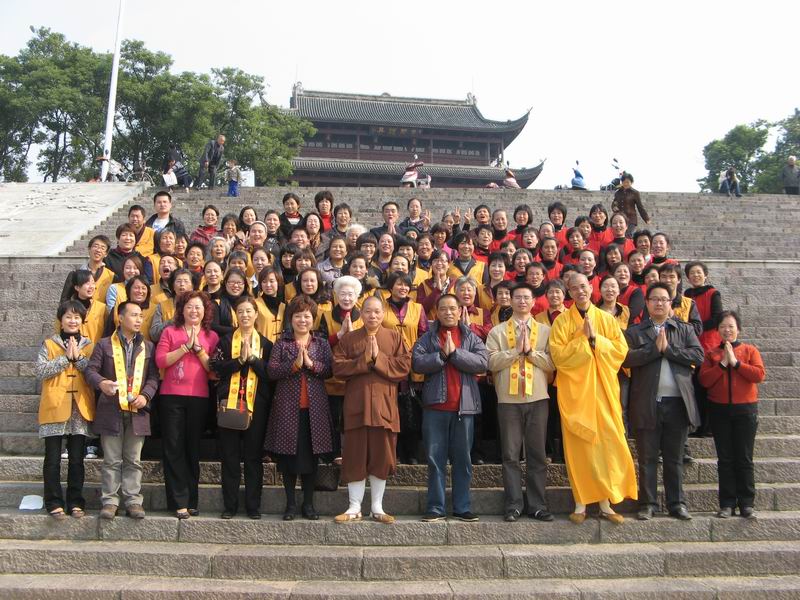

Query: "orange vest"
left=254, top=298, right=286, bottom=344
left=381, top=299, right=424, bottom=383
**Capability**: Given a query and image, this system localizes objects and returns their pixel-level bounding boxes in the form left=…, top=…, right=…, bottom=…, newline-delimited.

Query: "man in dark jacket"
left=623, top=283, right=704, bottom=522
left=85, top=301, right=159, bottom=520
left=412, top=293, right=488, bottom=522
left=611, top=173, right=650, bottom=235
left=195, top=134, right=225, bottom=189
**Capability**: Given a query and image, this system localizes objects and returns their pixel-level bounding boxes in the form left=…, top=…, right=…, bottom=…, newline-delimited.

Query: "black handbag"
left=315, top=463, right=341, bottom=491
left=216, top=400, right=252, bottom=431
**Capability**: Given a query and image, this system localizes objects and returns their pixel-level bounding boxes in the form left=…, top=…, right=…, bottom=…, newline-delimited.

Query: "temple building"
left=281, top=83, right=544, bottom=188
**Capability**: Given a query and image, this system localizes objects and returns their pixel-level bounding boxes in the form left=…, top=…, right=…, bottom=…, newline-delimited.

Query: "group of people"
left=37, top=184, right=766, bottom=525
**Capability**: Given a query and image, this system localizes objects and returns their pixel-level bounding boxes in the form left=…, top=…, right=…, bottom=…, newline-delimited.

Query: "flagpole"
left=100, top=0, right=125, bottom=182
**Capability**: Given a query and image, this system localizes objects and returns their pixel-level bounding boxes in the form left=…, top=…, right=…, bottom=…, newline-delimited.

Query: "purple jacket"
left=85, top=333, right=159, bottom=437
left=264, top=332, right=333, bottom=456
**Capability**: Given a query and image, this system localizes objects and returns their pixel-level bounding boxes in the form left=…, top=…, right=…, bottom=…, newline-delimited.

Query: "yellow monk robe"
left=549, top=303, right=637, bottom=506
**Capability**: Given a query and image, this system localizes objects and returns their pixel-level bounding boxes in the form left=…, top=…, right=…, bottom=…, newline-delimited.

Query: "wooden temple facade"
left=281, top=83, right=543, bottom=188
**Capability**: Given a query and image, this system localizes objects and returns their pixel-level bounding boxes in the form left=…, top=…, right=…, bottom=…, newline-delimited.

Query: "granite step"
left=0, top=480, right=797, bottom=515
left=0, top=538, right=799, bottom=582
left=1, top=509, right=799, bottom=547
left=2, top=573, right=800, bottom=600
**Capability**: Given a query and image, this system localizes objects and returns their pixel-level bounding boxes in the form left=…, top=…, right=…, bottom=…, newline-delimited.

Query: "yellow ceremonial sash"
left=226, top=329, right=260, bottom=413
left=506, top=319, right=538, bottom=396
left=110, top=333, right=146, bottom=413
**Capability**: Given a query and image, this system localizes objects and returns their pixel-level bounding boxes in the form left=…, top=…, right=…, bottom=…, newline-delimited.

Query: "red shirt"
left=432, top=325, right=462, bottom=412
left=320, top=213, right=332, bottom=232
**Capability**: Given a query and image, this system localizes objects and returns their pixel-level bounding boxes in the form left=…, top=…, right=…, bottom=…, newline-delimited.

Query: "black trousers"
left=634, top=397, right=689, bottom=511
left=160, top=394, right=208, bottom=511
left=329, top=395, right=343, bottom=458
left=710, top=405, right=758, bottom=510
left=195, top=163, right=218, bottom=189
left=218, top=397, right=269, bottom=514
left=472, top=382, right=500, bottom=462
left=43, top=434, right=86, bottom=512
left=545, top=384, right=563, bottom=460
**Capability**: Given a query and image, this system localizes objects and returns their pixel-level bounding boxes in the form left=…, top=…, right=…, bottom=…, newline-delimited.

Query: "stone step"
left=2, top=573, right=800, bottom=600
left=0, top=479, right=796, bottom=515
left=1, top=538, right=799, bottom=582
left=1, top=509, right=800, bottom=547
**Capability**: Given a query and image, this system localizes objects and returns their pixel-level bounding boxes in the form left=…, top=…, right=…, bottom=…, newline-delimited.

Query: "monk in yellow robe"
left=549, top=274, right=637, bottom=524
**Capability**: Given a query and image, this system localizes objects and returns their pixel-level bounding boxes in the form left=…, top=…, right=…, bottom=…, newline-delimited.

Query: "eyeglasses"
left=228, top=280, right=245, bottom=288
left=648, top=297, right=671, bottom=304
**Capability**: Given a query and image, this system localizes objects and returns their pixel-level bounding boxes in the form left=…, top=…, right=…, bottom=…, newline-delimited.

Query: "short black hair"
left=684, top=261, right=709, bottom=278
left=153, top=190, right=172, bottom=203
left=646, top=282, right=672, bottom=299
left=57, top=299, right=87, bottom=322
left=717, top=310, right=742, bottom=330
left=436, top=293, right=459, bottom=308
left=117, top=300, right=142, bottom=317
left=547, top=201, right=567, bottom=220
left=88, top=234, right=111, bottom=250
left=381, top=201, right=399, bottom=212
left=511, top=282, right=537, bottom=297
left=622, top=172, right=634, bottom=183
left=128, top=204, right=146, bottom=217
left=658, top=263, right=682, bottom=279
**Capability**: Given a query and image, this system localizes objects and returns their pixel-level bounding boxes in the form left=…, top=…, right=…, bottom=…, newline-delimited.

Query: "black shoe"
left=283, top=506, right=296, bottom=521
left=740, top=506, right=757, bottom=519
left=716, top=507, right=733, bottom=519
left=220, top=511, right=235, bottom=520
left=669, top=506, right=692, bottom=520
left=528, top=510, right=554, bottom=522
left=247, top=511, right=261, bottom=520
left=637, top=506, right=654, bottom=521
left=452, top=511, right=479, bottom=522
left=421, top=512, right=446, bottom=523
left=683, top=454, right=695, bottom=465
left=471, top=457, right=485, bottom=466
left=187, top=509, right=200, bottom=517
left=504, top=509, right=521, bottom=522
left=301, top=505, right=319, bottom=521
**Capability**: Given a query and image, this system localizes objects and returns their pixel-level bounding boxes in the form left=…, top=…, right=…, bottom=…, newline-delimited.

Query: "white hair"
left=333, top=275, right=362, bottom=298
left=347, top=223, right=367, bottom=236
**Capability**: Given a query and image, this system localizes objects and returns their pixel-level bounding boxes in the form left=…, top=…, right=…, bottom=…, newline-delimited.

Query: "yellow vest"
left=321, top=310, right=364, bottom=396
left=93, top=267, right=115, bottom=306
left=448, top=258, right=485, bottom=284
left=381, top=299, right=424, bottom=382
left=82, top=301, right=107, bottom=345
left=285, top=281, right=298, bottom=303
left=109, top=282, right=127, bottom=311
left=159, top=297, right=176, bottom=323
left=673, top=295, right=693, bottom=324
left=135, top=226, right=155, bottom=258
left=38, top=338, right=95, bottom=425
left=254, top=297, right=286, bottom=343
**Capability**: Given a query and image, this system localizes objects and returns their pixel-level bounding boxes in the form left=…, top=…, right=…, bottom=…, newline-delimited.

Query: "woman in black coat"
left=210, top=295, right=273, bottom=519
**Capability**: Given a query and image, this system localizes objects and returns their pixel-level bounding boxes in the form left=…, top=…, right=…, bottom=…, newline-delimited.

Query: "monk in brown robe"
left=332, top=295, right=412, bottom=523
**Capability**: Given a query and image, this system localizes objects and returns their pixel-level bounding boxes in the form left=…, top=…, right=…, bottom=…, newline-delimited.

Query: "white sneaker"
left=85, top=446, right=98, bottom=459
left=60, top=451, right=69, bottom=459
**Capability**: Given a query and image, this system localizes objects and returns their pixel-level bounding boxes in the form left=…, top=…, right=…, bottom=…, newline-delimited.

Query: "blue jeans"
left=227, top=180, right=239, bottom=197
left=422, top=410, right=474, bottom=515
left=719, top=179, right=741, bottom=197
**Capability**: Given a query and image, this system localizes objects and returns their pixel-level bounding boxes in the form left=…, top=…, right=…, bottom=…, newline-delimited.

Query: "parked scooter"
left=401, top=155, right=432, bottom=188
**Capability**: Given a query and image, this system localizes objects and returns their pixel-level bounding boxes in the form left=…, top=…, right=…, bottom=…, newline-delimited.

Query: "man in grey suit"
left=623, top=282, right=704, bottom=521
left=195, top=134, right=225, bottom=189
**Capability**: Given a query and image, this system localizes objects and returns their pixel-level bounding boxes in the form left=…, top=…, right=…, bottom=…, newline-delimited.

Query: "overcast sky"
left=2, top=0, right=797, bottom=191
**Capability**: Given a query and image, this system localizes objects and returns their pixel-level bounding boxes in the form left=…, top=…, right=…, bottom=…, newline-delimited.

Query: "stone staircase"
left=1, top=187, right=799, bottom=597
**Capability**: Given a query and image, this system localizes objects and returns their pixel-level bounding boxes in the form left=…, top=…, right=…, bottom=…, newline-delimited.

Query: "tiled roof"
left=289, top=88, right=530, bottom=137
left=290, top=157, right=544, bottom=187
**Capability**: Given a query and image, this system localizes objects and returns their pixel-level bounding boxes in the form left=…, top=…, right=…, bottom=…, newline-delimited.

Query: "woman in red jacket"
left=698, top=311, right=766, bottom=520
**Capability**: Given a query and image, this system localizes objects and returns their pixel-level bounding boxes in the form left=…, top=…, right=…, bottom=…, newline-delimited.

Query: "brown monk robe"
left=332, top=296, right=412, bottom=523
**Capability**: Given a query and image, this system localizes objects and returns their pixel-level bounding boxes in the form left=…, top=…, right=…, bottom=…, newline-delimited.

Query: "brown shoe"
left=371, top=512, right=396, bottom=524
left=568, top=512, right=587, bottom=524
left=126, top=504, right=146, bottom=519
left=600, top=511, right=624, bottom=525
left=333, top=511, right=362, bottom=524
left=99, top=504, right=118, bottom=520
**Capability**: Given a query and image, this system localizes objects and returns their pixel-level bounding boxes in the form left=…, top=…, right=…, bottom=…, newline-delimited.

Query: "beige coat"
left=487, top=317, right=554, bottom=404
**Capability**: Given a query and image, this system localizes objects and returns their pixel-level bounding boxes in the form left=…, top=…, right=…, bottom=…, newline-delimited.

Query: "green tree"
left=0, top=54, right=41, bottom=181
left=209, top=68, right=314, bottom=185
left=698, top=122, right=769, bottom=193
